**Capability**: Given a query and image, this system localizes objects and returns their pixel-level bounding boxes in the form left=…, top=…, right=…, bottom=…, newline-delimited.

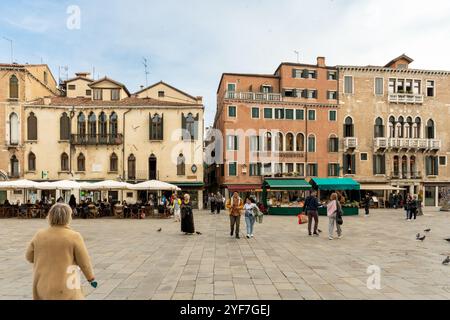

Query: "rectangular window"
left=328, top=137, right=339, bottom=152
left=111, top=89, right=120, bottom=101
left=373, top=155, right=386, bottom=175
left=228, top=106, right=237, bottom=118
left=261, top=85, right=272, bottom=93
left=158, top=91, right=165, bottom=97
left=86, top=89, right=92, bottom=96
left=274, top=163, right=283, bottom=174
left=327, top=91, right=337, bottom=100
left=227, top=83, right=236, bottom=92
left=308, top=136, right=316, bottom=152
left=308, top=110, right=316, bottom=121
left=296, top=109, right=304, bottom=120
left=426, top=80, right=435, bottom=97
left=307, top=90, right=317, bottom=99
left=262, top=163, right=272, bottom=175
left=283, top=89, right=294, bottom=97
left=425, top=156, right=439, bottom=176
left=327, top=71, right=337, bottom=80
left=329, top=110, right=337, bottom=121
left=93, top=89, right=103, bottom=100
left=388, top=79, right=395, bottom=94
left=227, top=135, right=239, bottom=151
left=361, top=153, right=368, bottom=161
left=344, top=76, right=353, bottom=94
left=328, top=164, right=340, bottom=177
left=294, top=89, right=303, bottom=97
left=285, top=163, right=294, bottom=173
left=375, top=77, right=384, bottom=95
left=68, top=85, right=76, bottom=90
left=275, top=108, right=284, bottom=120
left=264, top=108, right=273, bottom=119
left=249, top=163, right=262, bottom=176
left=285, top=109, right=294, bottom=120
left=439, top=156, right=447, bottom=166
left=413, top=80, right=421, bottom=94
left=249, top=136, right=261, bottom=152
left=292, top=69, right=302, bottom=78
left=307, top=164, right=318, bottom=177
left=228, top=162, right=237, bottom=176
left=251, top=107, right=259, bottom=119
left=296, top=163, right=305, bottom=176
left=308, top=70, right=317, bottom=79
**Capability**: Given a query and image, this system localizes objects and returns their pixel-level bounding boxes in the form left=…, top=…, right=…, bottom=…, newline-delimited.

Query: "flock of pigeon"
left=415, top=228, right=450, bottom=265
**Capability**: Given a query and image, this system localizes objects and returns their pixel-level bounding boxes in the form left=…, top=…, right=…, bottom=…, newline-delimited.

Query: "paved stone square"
left=0, top=208, right=449, bottom=300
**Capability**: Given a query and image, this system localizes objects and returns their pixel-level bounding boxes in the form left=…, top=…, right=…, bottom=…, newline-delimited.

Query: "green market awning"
left=310, top=178, right=360, bottom=191
left=169, top=182, right=204, bottom=188
left=263, top=179, right=312, bottom=191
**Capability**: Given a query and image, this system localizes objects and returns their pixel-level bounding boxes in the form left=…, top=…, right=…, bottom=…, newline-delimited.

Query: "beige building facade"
left=338, top=55, right=450, bottom=207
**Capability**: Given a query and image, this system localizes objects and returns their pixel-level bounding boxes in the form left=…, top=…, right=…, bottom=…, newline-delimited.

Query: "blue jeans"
left=245, top=214, right=255, bottom=235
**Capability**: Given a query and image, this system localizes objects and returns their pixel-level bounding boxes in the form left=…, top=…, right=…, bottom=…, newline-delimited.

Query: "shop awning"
left=263, top=179, right=312, bottom=191
left=227, top=185, right=261, bottom=191
left=310, top=178, right=360, bottom=191
left=360, top=184, right=405, bottom=191
left=170, top=182, right=204, bottom=188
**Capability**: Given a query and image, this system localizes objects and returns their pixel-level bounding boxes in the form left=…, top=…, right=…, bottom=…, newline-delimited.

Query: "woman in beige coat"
left=26, top=203, right=95, bottom=300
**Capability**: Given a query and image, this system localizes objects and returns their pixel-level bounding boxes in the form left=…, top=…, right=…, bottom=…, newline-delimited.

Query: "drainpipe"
left=121, top=109, right=132, bottom=203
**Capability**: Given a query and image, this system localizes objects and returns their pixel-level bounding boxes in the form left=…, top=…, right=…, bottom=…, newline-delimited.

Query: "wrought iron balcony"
left=388, top=93, right=424, bottom=104
left=224, top=91, right=282, bottom=102
left=70, top=134, right=123, bottom=146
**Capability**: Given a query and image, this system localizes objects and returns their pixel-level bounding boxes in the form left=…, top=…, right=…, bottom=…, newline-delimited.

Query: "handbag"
left=298, top=214, right=308, bottom=225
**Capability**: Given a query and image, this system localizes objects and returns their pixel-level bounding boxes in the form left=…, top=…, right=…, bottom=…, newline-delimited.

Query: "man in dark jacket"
left=363, top=194, right=371, bottom=217
left=304, top=191, right=320, bottom=236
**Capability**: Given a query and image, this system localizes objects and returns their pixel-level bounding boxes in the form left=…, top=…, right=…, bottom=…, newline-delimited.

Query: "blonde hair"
left=330, top=193, right=338, bottom=201
left=184, top=194, right=190, bottom=201
left=47, top=203, right=72, bottom=226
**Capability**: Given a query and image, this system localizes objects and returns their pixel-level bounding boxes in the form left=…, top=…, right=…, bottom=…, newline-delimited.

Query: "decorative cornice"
left=337, top=65, right=450, bottom=76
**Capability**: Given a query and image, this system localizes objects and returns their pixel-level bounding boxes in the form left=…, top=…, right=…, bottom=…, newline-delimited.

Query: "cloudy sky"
left=1, top=0, right=450, bottom=126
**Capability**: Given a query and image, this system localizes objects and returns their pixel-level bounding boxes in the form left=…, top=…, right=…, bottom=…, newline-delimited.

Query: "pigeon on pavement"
left=424, top=229, right=431, bottom=232
left=442, top=256, right=450, bottom=265
left=157, top=228, right=162, bottom=232
left=416, top=233, right=421, bottom=239
left=445, top=238, right=450, bottom=242
left=417, top=235, right=426, bottom=241
left=196, top=231, right=202, bottom=235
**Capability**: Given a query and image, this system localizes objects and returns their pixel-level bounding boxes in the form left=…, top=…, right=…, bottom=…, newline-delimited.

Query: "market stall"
left=262, top=178, right=312, bottom=215
left=309, top=178, right=361, bottom=216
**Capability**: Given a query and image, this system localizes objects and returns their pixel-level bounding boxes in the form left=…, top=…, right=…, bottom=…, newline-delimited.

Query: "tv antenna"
left=294, top=50, right=300, bottom=63
left=58, top=65, right=69, bottom=86
left=3, top=37, right=14, bottom=63
left=142, top=57, right=150, bottom=87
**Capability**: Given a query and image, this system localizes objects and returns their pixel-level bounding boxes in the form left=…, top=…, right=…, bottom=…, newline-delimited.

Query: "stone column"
left=198, top=189, right=203, bottom=210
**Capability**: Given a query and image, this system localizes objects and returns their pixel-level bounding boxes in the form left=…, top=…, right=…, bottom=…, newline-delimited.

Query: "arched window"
left=77, top=113, right=86, bottom=137
left=296, top=133, right=304, bottom=152
left=60, top=112, right=70, bottom=140
left=328, top=135, right=339, bottom=152
left=389, top=116, right=396, bottom=138
left=28, top=152, right=36, bottom=171
left=148, top=154, right=157, bottom=180
left=182, top=113, right=198, bottom=140
left=98, top=112, right=107, bottom=142
left=401, top=155, right=408, bottom=178
left=109, top=112, right=118, bottom=138
left=177, top=153, right=186, bottom=175
left=410, top=156, right=417, bottom=178
left=285, top=133, right=294, bottom=151
left=10, top=155, right=19, bottom=177
left=264, top=132, right=272, bottom=152
left=110, top=153, right=118, bottom=172
left=414, top=117, right=421, bottom=138
left=344, top=117, right=354, bottom=137
left=9, top=112, right=19, bottom=145
left=77, top=153, right=85, bottom=172
left=128, top=154, right=136, bottom=180
left=88, top=112, right=97, bottom=141
left=406, top=117, right=413, bottom=138
left=27, top=112, right=37, bottom=140
left=426, top=119, right=435, bottom=139
left=9, top=75, right=19, bottom=99
left=393, top=156, right=399, bottom=177
left=307, top=135, right=316, bottom=152
left=397, top=116, right=404, bottom=138
left=61, top=153, right=69, bottom=171
left=150, top=113, right=163, bottom=140
left=374, top=117, right=384, bottom=138
left=275, top=132, right=284, bottom=151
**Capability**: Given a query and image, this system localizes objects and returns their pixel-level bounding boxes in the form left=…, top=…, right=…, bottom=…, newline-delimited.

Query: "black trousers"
left=216, top=203, right=221, bottom=214
left=408, top=209, right=417, bottom=220
left=307, top=210, right=319, bottom=234
left=210, top=202, right=215, bottom=213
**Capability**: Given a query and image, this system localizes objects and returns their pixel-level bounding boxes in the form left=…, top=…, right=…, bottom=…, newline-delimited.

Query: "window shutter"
left=434, top=157, right=439, bottom=175
left=372, top=155, right=376, bottom=175
left=181, top=113, right=186, bottom=140
left=302, top=90, right=308, bottom=98
left=381, top=155, right=386, bottom=174
left=292, top=69, right=297, bottom=78
left=313, top=71, right=317, bottom=79
left=160, top=114, right=164, bottom=140
left=351, top=154, right=356, bottom=174
left=343, top=154, right=348, bottom=174
left=425, top=157, right=431, bottom=175
left=149, top=113, right=152, bottom=140
left=302, top=69, right=309, bottom=78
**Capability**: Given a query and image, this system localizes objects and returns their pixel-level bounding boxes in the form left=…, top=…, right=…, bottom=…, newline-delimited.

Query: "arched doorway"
left=149, top=154, right=157, bottom=180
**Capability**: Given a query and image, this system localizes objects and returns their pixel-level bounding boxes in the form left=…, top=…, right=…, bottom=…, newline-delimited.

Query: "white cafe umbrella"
left=0, top=179, right=40, bottom=189
left=89, top=180, right=132, bottom=190
left=49, top=180, right=83, bottom=190
left=128, top=180, right=180, bottom=191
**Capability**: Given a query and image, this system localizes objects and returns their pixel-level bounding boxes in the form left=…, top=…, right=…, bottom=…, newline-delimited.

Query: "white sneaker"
left=338, top=235, right=343, bottom=239
left=407, top=219, right=411, bottom=222
left=250, top=234, right=254, bottom=238
left=328, top=236, right=334, bottom=240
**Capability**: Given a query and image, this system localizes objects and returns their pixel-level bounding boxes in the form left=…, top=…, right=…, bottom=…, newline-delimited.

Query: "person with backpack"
left=304, top=190, right=320, bottom=236
left=327, top=193, right=343, bottom=240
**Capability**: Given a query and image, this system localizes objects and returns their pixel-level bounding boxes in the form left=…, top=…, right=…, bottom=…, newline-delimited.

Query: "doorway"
left=149, top=155, right=157, bottom=180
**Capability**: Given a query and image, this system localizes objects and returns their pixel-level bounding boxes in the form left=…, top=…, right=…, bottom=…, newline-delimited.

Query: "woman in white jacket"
left=327, top=193, right=342, bottom=240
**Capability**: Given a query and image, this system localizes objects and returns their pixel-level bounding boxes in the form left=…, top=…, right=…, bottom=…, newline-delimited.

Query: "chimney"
left=317, top=57, right=326, bottom=67
left=140, top=85, right=144, bottom=90
left=75, top=72, right=91, bottom=79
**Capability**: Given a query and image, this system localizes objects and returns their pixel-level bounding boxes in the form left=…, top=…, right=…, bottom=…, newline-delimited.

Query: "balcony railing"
left=71, top=134, right=123, bottom=146
left=344, top=137, right=358, bottom=150
left=388, top=93, right=424, bottom=104
left=375, top=138, right=441, bottom=151
left=224, top=91, right=282, bottom=102
left=391, top=171, right=422, bottom=180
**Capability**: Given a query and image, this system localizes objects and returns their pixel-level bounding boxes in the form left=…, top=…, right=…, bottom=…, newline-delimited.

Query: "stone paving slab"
left=0, top=208, right=449, bottom=300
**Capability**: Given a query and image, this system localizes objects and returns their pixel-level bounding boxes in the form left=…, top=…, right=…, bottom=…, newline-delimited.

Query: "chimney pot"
left=317, top=57, right=326, bottom=67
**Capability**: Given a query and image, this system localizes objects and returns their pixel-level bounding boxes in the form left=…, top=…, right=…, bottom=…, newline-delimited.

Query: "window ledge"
left=25, top=140, right=38, bottom=143
left=58, top=140, right=70, bottom=143
left=58, top=171, right=70, bottom=174
left=107, top=171, right=119, bottom=174
left=426, top=175, right=438, bottom=178
left=149, top=139, right=164, bottom=142
left=75, top=171, right=86, bottom=174
left=25, top=171, right=36, bottom=174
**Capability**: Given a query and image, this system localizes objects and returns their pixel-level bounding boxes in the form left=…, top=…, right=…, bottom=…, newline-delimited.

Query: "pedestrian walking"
left=180, top=194, right=195, bottom=234
left=244, top=197, right=257, bottom=238
left=215, top=192, right=223, bottom=214
left=172, top=194, right=181, bottom=222
left=363, top=194, right=371, bottom=217
left=226, top=192, right=243, bottom=239
left=405, top=194, right=412, bottom=220
left=25, top=203, right=96, bottom=300
left=407, top=195, right=418, bottom=221
left=327, top=193, right=343, bottom=240
left=304, top=190, right=320, bottom=236
left=209, top=193, right=216, bottom=214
